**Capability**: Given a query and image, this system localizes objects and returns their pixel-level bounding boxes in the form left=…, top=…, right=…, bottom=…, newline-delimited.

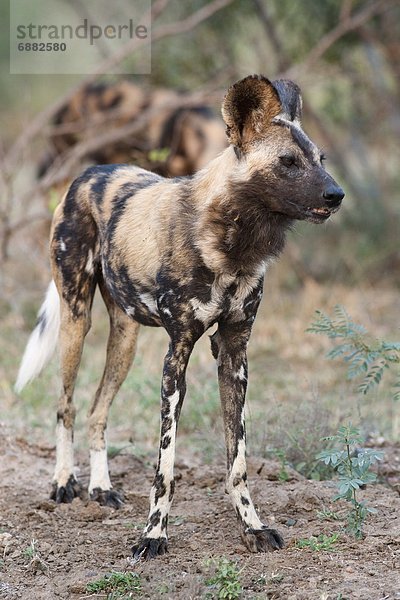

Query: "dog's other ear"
left=272, top=79, right=302, bottom=121
left=221, top=74, right=282, bottom=148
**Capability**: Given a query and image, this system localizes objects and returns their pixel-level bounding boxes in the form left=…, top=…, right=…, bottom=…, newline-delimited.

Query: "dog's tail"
left=15, top=280, right=60, bottom=393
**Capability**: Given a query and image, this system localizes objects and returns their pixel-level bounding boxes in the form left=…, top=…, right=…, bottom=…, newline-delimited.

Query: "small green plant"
left=107, top=443, right=134, bottom=459
left=255, top=571, right=284, bottom=587
left=295, top=532, right=340, bottom=551
left=317, top=508, right=340, bottom=521
left=22, top=539, right=48, bottom=572
left=205, top=557, right=242, bottom=600
left=148, top=147, right=170, bottom=163
left=266, top=448, right=290, bottom=481
left=307, top=305, right=400, bottom=400
left=23, top=539, right=37, bottom=559
left=169, top=515, right=185, bottom=526
left=261, top=401, right=337, bottom=481
left=317, top=424, right=384, bottom=538
left=86, top=571, right=141, bottom=597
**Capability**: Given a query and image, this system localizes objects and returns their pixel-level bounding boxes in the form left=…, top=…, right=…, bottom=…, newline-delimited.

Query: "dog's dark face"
left=222, top=75, right=344, bottom=223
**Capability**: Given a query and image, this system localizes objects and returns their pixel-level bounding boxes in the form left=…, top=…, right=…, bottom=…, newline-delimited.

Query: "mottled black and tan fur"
left=38, top=80, right=227, bottom=178
left=17, top=75, right=344, bottom=559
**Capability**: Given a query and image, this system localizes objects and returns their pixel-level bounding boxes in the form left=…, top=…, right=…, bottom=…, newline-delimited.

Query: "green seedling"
left=205, top=557, right=242, bottom=600
left=317, top=424, right=383, bottom=538
left=317, top=508, right=340, bottom=521
left=23, top=539, right=37, bottom=560
left=267, top=448, right=290, bottom=481
left=308, top=305, right=400, bottom=400
left=23, top=538, right=48, bottom=572
left=295, top=532, right=340, bottom=551
left=86, top=571, right=141, bottom=597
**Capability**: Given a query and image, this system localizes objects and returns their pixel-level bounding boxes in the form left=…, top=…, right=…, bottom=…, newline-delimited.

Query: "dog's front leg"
left=132, top=335, right=194, bottom=559
left=211, top=321, right=284, bottom=553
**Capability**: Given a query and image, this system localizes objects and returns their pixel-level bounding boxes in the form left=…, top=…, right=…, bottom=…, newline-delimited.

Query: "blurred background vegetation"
left=1, top=0, right=399, bottom=470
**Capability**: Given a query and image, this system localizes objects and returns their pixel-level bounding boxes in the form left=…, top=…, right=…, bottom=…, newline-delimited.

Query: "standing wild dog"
left=16, top=75, right=344, bottom=558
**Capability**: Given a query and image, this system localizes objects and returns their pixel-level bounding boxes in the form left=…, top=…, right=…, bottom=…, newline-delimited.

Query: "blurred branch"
left=13, top=89, right=224, bottom=208
left=1, top=0, right=234, bottom=259
left=361, top=8, right=400, bottom=102
left=151, top=0, right=171, bottom=21
left=69, top=0, right=111, bottom=59
left=3, top=0, right=232, bottom=174
left=287, top=0, right=398, bottom=78
left=339, top=0, right=354, bottom=23
left=1, top=87, right=225, bottom=252
left=251, top=0, right=290, bottom=72
left=0, top=213, right=50, bottom=262
left=0, top=142, right=13, bottom=262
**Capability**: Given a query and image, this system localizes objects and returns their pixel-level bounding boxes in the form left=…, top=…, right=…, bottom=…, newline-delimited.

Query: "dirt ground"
left=0, top=426, right=399, bottom=600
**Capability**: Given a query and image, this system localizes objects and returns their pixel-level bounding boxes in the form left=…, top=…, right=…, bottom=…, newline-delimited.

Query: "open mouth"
left=306, top=207, right=332, bottom=220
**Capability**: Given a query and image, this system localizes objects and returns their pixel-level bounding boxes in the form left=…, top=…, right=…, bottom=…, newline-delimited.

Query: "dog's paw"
left=50, top=475, right=81, bottom=504
left=90, top=488, right=124, bottom=509
left=241, top=527, right=284, bottom=553
left=132, top=537, right=168, bottom=560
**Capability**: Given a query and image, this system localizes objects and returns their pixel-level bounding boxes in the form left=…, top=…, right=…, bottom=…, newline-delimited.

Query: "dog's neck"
left=192, top=147, right=292, bottom=275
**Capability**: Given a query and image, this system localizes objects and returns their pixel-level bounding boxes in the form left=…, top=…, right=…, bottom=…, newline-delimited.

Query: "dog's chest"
left=188, top=271, right=264, bottom=327
left=103, top=253, right=265, bottom=329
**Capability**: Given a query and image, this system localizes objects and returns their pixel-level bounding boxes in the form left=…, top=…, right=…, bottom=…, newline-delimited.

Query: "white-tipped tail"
left=15, top=280, right=60, bottom=393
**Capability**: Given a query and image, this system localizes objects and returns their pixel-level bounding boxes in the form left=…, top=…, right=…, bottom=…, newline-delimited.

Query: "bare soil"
left=0, top=427, right=399, bottom=600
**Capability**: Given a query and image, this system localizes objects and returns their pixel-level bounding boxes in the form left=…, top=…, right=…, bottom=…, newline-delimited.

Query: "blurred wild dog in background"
left=38, top=80, right=227, bottom=179
left=17, top=74, right=344, bottom=559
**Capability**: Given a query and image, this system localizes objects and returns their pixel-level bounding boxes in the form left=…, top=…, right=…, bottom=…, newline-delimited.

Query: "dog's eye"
left=280, top=155, right=296, bottom=168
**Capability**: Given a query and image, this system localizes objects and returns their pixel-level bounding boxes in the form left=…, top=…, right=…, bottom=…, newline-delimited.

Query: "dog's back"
left=50, top=163, right=196, bottom=325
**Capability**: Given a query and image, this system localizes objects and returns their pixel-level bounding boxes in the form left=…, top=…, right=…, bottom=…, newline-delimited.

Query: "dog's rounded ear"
left=272, top=79, right=302, bottom=121
left=221, top=75, right=282, bottom=148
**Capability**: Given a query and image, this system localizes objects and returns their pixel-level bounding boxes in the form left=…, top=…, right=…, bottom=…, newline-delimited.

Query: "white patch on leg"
left=167, top=389, right=179, bottom=413
left=85, top=249, right=94, bottom=274
left=158, top=390, right=179, bottom=474
left=89, top=449, right=112, bottom=493
left=145, top=389, right=180, bottom=539
left=227, top=409, right=264, bottom=531
left=54, top=421, right=75, bottom=487
left=236, top=365, right=247, bottom=381
left=139, top=293, right=158, bottom=314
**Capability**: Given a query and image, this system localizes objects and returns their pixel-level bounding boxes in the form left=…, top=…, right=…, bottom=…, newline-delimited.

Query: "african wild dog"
left=38, top=80, right=227, bottom=178
left=16, top=75, right=344, bottom=559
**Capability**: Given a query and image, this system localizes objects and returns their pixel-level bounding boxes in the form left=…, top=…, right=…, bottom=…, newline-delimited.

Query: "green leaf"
left=148, top=147, right=170, bottom=162
left=367, top=506, right=378, bottom=514
left=349, top=479, right=364, bottom=489
left=338, top=481, right=350, bottom=495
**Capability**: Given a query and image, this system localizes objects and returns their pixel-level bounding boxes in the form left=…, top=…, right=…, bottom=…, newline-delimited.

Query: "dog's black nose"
left=323, top=185, right=344, bottom=208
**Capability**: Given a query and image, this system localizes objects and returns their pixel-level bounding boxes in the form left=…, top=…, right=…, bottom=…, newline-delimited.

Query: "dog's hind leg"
left=211, top=321, right=284, bottom=553
left=50, top=195, right=98, bottom=503
left=51, top=291, right=93, bottom=503
left=87, top=281, right=140, bottom=508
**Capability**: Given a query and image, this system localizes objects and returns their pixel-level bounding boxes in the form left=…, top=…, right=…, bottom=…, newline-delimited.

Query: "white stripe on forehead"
left=272, top=116, right=321, bottom=162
